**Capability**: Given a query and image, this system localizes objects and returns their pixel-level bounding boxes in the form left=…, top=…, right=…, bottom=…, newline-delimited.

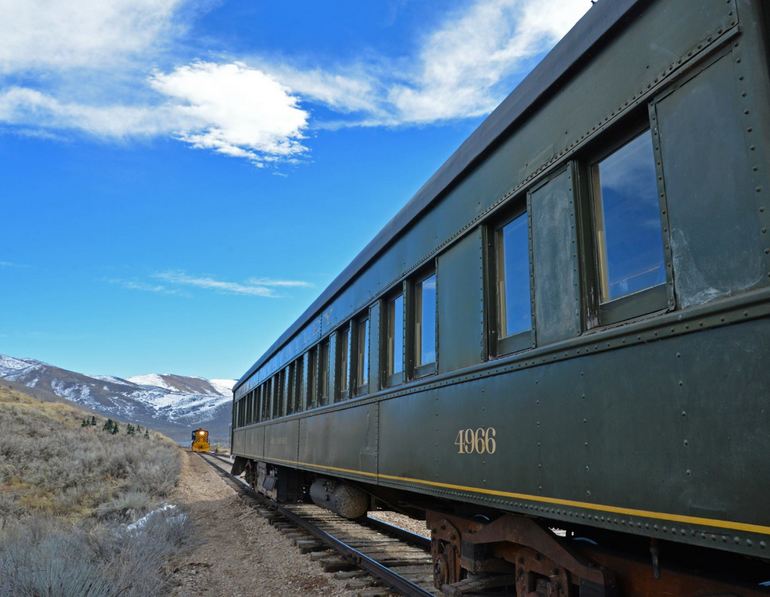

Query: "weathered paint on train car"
left=531, top=168, right=581, bottom=344
left=655, top=50, right=770, bottom=307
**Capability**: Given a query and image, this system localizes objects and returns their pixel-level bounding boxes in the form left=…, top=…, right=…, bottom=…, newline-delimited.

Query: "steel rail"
left=196, top=452, right=435, bottom=597
left=205, top=451, right=234, bottom=465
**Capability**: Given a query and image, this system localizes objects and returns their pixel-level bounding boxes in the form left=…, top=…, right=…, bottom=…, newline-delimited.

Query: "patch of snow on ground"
left=93, top=375, right=134, bottom=386
left=125, top=503, right=186, bottom=533
left=210, top=378, right=235, bottom=397
left=127, top=373, right=175, bottom=391
left=0, top=354, right=40, bottom=377
left=50, top=379, right=97, bottom=409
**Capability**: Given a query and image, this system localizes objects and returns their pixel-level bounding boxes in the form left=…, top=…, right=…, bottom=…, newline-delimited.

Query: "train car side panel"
left=436, top=229, right=486, bottom=373
left=299, top=403, right=378, bottom=481
left=655, top=51, right=769, bottom=308
left=264, top=419, right=299, bottom=464
left=530, top=167, right=581, bottom=345
left=375, top=317, right=770, bottom=558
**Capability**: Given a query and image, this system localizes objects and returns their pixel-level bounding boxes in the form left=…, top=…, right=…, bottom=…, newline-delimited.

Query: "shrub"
left=0, top=510, right=189, bottom=597
left=0, top=386, right=187, bottom=596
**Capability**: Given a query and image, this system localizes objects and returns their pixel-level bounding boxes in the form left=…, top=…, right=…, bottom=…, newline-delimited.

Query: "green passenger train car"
left=231, top=0, right=770, bottom=593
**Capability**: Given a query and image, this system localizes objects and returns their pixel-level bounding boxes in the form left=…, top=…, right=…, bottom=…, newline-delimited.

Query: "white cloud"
left=386, top=0, right=591, bottom=123
left=0, top=0, right=592, bottom=162
left=107, top=279, right=182, bottom=295
left=0, top=63, right=310, bottom=164
left=153, top=271, right=311, bottom=297
left=149, top=62, right=309, bottom=163
left=0, top=0, right=184, bottom=74
left=258, top=63, right=382, bottom=115
left=253, top=0, right=591, bottom=126
left=0, top=87, right=173, bottom=139
left=247, top=278, right=313, bottom=288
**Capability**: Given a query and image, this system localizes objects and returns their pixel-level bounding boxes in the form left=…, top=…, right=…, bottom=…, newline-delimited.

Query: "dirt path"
left=167, top=450, right=353, bottom=596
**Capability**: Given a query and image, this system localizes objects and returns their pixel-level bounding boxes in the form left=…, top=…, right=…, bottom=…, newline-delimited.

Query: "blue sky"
left=0, top=0, right=590, bottom=380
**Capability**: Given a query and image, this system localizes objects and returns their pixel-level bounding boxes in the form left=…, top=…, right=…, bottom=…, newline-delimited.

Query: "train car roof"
left=236, top=0, right=641, bottom=391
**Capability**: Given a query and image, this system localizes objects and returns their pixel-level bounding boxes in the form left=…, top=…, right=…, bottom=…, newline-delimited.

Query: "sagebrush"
left=0, top=384, right=187, bottom=596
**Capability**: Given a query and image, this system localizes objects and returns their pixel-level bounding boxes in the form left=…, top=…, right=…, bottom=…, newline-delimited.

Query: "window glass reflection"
left=415, top=274, right=436, bottom=366
left=497, top=212, right=531, bottom=338
left=339, top=325, right=350, bottom=396
left=319, top=340, right=329, bottom=405
left=356, top=318, right=369, bottom=390
left=387, top=294, right=404, bottom=376
left=593, top=130, right=665, bottom=301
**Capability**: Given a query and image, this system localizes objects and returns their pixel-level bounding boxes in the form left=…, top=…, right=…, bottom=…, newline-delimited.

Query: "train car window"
left=386, top=292, right=404, bottom=386
left=295, top=358, right=304, bottom=413
left=264, top=378, right=273, bottom=419
left=492, top=208, right=532, bottom=355
left=319, top=338, right=330, bottom=406
left=414, top=272, right=437, bottom=377
left=286, top=362, right=294, bottom=414
left=355, top=316, right=370, bottom=395
left=590, top=129, right=667, bottom=323
left=306, top=348, right=317, bottom=409
left=337, top=324, right=351, bottom=401
left=592, top=130, right=664, bottom=302
left=282, top=367, right=290, bottom=416
left=277, top=368, right=286, bottom=417
left=246, top=390, right=253, bottom=425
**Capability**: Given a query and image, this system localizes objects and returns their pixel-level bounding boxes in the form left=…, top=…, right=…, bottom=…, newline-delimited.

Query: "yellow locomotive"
left=191, top=428, right=210, bottom=452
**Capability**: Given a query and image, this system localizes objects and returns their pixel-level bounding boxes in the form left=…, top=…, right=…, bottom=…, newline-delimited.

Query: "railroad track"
left=196, top=451, right=438, bottom=596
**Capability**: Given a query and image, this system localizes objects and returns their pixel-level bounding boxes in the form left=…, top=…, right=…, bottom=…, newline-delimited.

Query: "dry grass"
left=0, top=384, right=179, bottom=519
left=0, top=384, right=188, bottom=596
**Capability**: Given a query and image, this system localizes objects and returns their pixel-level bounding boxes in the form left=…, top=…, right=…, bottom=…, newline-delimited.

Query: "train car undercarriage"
left=233, top=458, right=770, bottom=596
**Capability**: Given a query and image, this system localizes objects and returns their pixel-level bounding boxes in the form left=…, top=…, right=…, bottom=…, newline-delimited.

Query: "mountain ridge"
left=0, top=354, right=234, bottom=445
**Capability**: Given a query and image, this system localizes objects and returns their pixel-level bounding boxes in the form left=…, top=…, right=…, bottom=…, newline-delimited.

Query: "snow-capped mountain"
left=0, top=354, right=235, bottom=444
